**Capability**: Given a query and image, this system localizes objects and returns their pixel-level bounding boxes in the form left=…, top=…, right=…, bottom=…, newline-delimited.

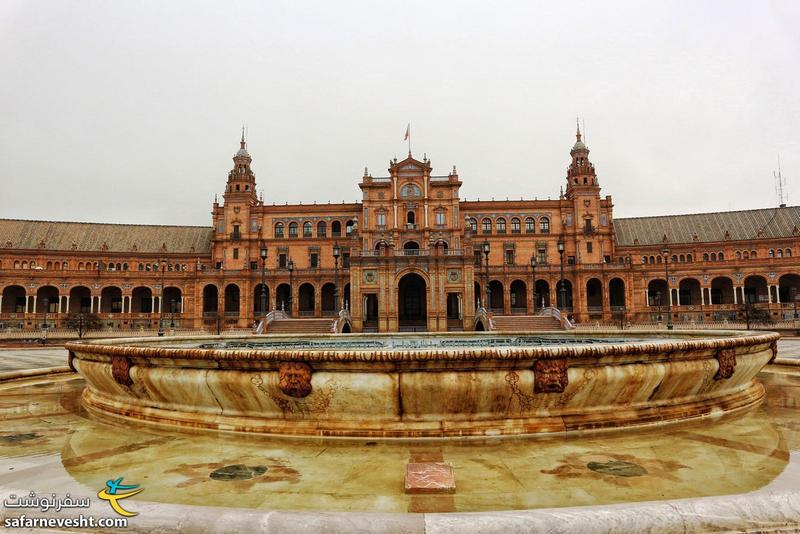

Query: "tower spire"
left=576, top=117, right=582, bottom=142
left=240, top=125, right=246, bottom=150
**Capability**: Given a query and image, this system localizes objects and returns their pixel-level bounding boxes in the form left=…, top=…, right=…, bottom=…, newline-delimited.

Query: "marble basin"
left=65, top=330, right=780, bottom=438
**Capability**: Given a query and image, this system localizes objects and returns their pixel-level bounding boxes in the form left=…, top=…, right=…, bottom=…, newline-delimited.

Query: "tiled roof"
left=0, top=219, right=213, bottom=254
left=614, top=206, right=800, bottom=247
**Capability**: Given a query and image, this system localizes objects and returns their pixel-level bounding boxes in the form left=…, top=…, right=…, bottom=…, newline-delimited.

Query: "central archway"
left=398, top=272, right=427, bottom=331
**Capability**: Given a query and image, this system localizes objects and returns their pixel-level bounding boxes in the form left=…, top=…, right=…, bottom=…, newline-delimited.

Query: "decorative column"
left=0, top=295, right=3, bottom=313
left=32, top=296, right=37, bottom=314
left=733, top=287, right=739, bottom=305
left=700, top=287, right=705, bottom=306
left=151, top=296, right=156, bottom=314
left=180, top=296, right=185, bottom=313
left=57, top=297, right=62, bottom=314
left=65, top=295, right=70, bottom=313
left=89, top=296, right=94, bottom=313
left=97, top=296, right=102, bottom=314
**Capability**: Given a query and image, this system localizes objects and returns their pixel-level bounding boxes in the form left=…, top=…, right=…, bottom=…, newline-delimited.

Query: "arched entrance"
left=398, top=272, right=427, bottom=331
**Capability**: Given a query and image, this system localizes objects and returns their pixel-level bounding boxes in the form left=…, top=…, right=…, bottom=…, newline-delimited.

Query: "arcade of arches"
left=1, top=130, right=799, bottom=332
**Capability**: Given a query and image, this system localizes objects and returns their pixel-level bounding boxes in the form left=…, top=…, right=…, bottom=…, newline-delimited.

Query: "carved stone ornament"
left=534, top=358, right=569, bottom=393
left=278, top=362, right=313, bottom=398
left=714, top=348, right=736, bottom=380
left=769, top=340, right=778, bottom=364
left=68, top=351, right=77, bottom=373
left=111, top=356, right=134, bottom=386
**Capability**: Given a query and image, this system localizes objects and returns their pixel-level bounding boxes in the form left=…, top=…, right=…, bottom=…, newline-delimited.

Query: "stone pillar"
left=65, top=295, right=70, bottom=313
left=32, top=296, right=37, bottom=314
left=733, top=287, right=739, bottom=305
left=180, top=296, right=185, bottom=313
left=0, top=295, right=3, bottom=313
left=57, top=296, right=62, bottom=314
left=675, top=289, right=681, bottom=306
left=97, top=296, right=102, bottom=313
left=90, top=296, right=94, bottom=313
left=768, top=286, right=773, bottom=304
left=668, top=288, right=673, bottom=307
left=701, top=287, right=705, bottom=306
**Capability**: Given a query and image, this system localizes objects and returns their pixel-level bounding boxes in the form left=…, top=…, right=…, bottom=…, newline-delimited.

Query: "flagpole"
left=408, top=122, right=411, bottom=157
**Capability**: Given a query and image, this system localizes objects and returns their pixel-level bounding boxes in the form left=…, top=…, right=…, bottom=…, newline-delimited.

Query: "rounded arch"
left=331, top=220, right=342, bottom=237
left=778, top=273, right=800, bottom=304
left=647, top=279, right=668, bottom=307
left=131, top=286, right=153, bottom=313
left=321, top=282, right=336, bottom=313
left=474, top=281, right=482, bottom=308
left=298, top=283, right=315, bottom=314
left=274, top=222, right=285, bottom=238
left=609, top=278, right=625, bottom=308
left=678, top=277, right=701, bottom=306
left=534, top=279, right=550, bottom=308
left=317, top=220, right=327, bottom=237
left=100, top=286, right=122, bottom=313
left=496, top=217, right=507, bottom=234
left=163, top=287, right=182, bottom=313
left=302, top=221, right=312, bottom=237
left=509, top=280, right=527, bottom=313
left=1, top=285, right=26, bottom=313
left=744, top=275, right=768, bottom=304
left=710, top=276, right=734, bottom=305
left=288, top=222, right=298, bottom=238
left=556, top=278, right=573, bottom=309
left=69, top=286, right=92, bottom=313
left=585, top=278, right=603, bottom=310
left=276, top=283, right=291, bottom=312
left=510, top=217, right=521, bottom=234
left=203, top=284, right=219, bottom=313
left=488, top=280, right=504, bottom=311
left=525, top=217, right=536, bottom=233
left=36, top=285, right=60, bottom=313
left=398, top=272, right=427, bottom=331
left=224, top=284, right=240, bottom=314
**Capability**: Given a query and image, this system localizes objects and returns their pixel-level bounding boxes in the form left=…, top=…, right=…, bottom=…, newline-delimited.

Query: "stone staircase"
left=491, top=315, right=562, bottom=331
left=266, top=318, right=333, bottom=334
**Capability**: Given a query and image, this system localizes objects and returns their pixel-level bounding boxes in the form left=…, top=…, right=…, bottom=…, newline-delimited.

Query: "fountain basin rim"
left=65, top=329, right=779, bottom=364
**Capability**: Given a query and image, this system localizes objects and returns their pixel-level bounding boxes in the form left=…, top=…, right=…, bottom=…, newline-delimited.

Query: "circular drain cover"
left=209, top=464, right=268, bottom=481
left=587, top=460, right=647, bottom=477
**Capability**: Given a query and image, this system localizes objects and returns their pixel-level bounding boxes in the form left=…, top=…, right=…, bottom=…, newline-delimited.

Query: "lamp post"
left=482, top=240, right=490, bottom=309
left=170, top=298, right=176, bottom=328
left=530, top=256, right=537, bottom=314
left=333, top=242, right=341, bottom=311
left=260, top=243, right=268, bottom=320
left=158, top=258, right=167, bottom=336
left=557, top=236, right=565, bottom=311
left=662, top=247, right=673, bottom=330
left=287, top=259, right=294, bottom=316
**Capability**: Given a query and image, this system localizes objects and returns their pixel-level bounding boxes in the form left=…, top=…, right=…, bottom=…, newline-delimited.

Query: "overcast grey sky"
left=1, top=1, right=798, bottom=226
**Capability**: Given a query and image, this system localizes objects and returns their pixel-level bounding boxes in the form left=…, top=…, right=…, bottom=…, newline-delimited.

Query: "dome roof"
left=572, top=139, right=587, bottom=151
left=235, top=147, right=250, bottom=158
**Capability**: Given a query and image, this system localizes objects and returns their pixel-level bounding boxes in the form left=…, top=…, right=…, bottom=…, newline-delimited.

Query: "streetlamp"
left=662, top=247, right=673, bottom=330
left=333, top=242, right=341, bottom=311
left=170, top=298, right=176, bottom=328
left=482, top=240, right=491, bottom=309
left=260, top=243, right=268, bottom=320
left=287, top=259, right=294, bottom=316
left=530, top=256, right=538, bottom=314
left=158, top=258, right=167, bottom=336
left=557, top=236, right=566, bottom=311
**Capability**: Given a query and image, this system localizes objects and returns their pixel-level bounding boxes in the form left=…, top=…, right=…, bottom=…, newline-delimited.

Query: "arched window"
left=496, top=218, right=506, bottom=234
left=13, top=260, right=19, bottom=269
left=718, top=252, right=724, bottom=261
left=22, top=261, right=28, bottom=269
left=511, top=218, right=521, bottom=234
left=751, top=250, right=757, bottom=258
left=525, top=217, right=535, bottom=233
left=687, top=254, right=693, bottom=262
left=786, top=249, right=793, bottom=257
left=769, top=249, right=775, bottom=258
left=710, top=252, right=717, bottom=261
left=331, top=221, right=342, bottom=237
left=641, top=256, right=647, bottom=264
left=407, top=211, right=416, bottom=225
left=288, top=222, right=298, bottom=238
left=317, top=221, right=327, bottom=237
left=777, top=249, right=783, bottom=258
left=275, top=222, right=284, bottom=238
left=303, top=221, right=312, bottom=238
left=656, top=255, right=662, bottom=264
left=346, top=220, right=355, bottom=235
left=736, top=251, right=741, bottom=259
left=743, top=251, right=749, bottom=259
left=703, top=253, right=709, bottom=261
left=679, top=254, right=685, bottom=262
left=540, top=217, right=550, bottom=234
left=482, top=218, right=492, bottom=234
left=649, top=256, right=655, bottom=264
left=671, top=255, right=678, bottom=263
left=469, top=218, right=478, bottom=232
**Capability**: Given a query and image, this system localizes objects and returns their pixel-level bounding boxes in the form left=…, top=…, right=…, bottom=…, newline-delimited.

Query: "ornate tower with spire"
left=565, top=120, right=598, bottom=199
left=223, top=128, right=258, bottom=205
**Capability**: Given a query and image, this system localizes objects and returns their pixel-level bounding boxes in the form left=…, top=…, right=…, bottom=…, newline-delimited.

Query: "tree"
left=65, top=312, right=102, bottom=338
left=739, top=301, right=773, bottom=330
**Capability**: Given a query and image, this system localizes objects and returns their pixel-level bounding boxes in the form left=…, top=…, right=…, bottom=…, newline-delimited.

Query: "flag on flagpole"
left=404, top=123, right=410, bottom=141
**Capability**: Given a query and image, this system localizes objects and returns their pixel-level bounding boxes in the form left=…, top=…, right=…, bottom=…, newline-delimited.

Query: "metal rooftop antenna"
left=775, top=154, right=788, bottom=207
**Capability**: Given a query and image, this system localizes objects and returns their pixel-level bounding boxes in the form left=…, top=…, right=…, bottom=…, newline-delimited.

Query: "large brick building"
left=1, top=127, right=798, bottom=332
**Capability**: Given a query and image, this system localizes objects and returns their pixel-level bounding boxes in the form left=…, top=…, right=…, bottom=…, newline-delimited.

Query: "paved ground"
left=1, top=338, right=799, bottom=373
